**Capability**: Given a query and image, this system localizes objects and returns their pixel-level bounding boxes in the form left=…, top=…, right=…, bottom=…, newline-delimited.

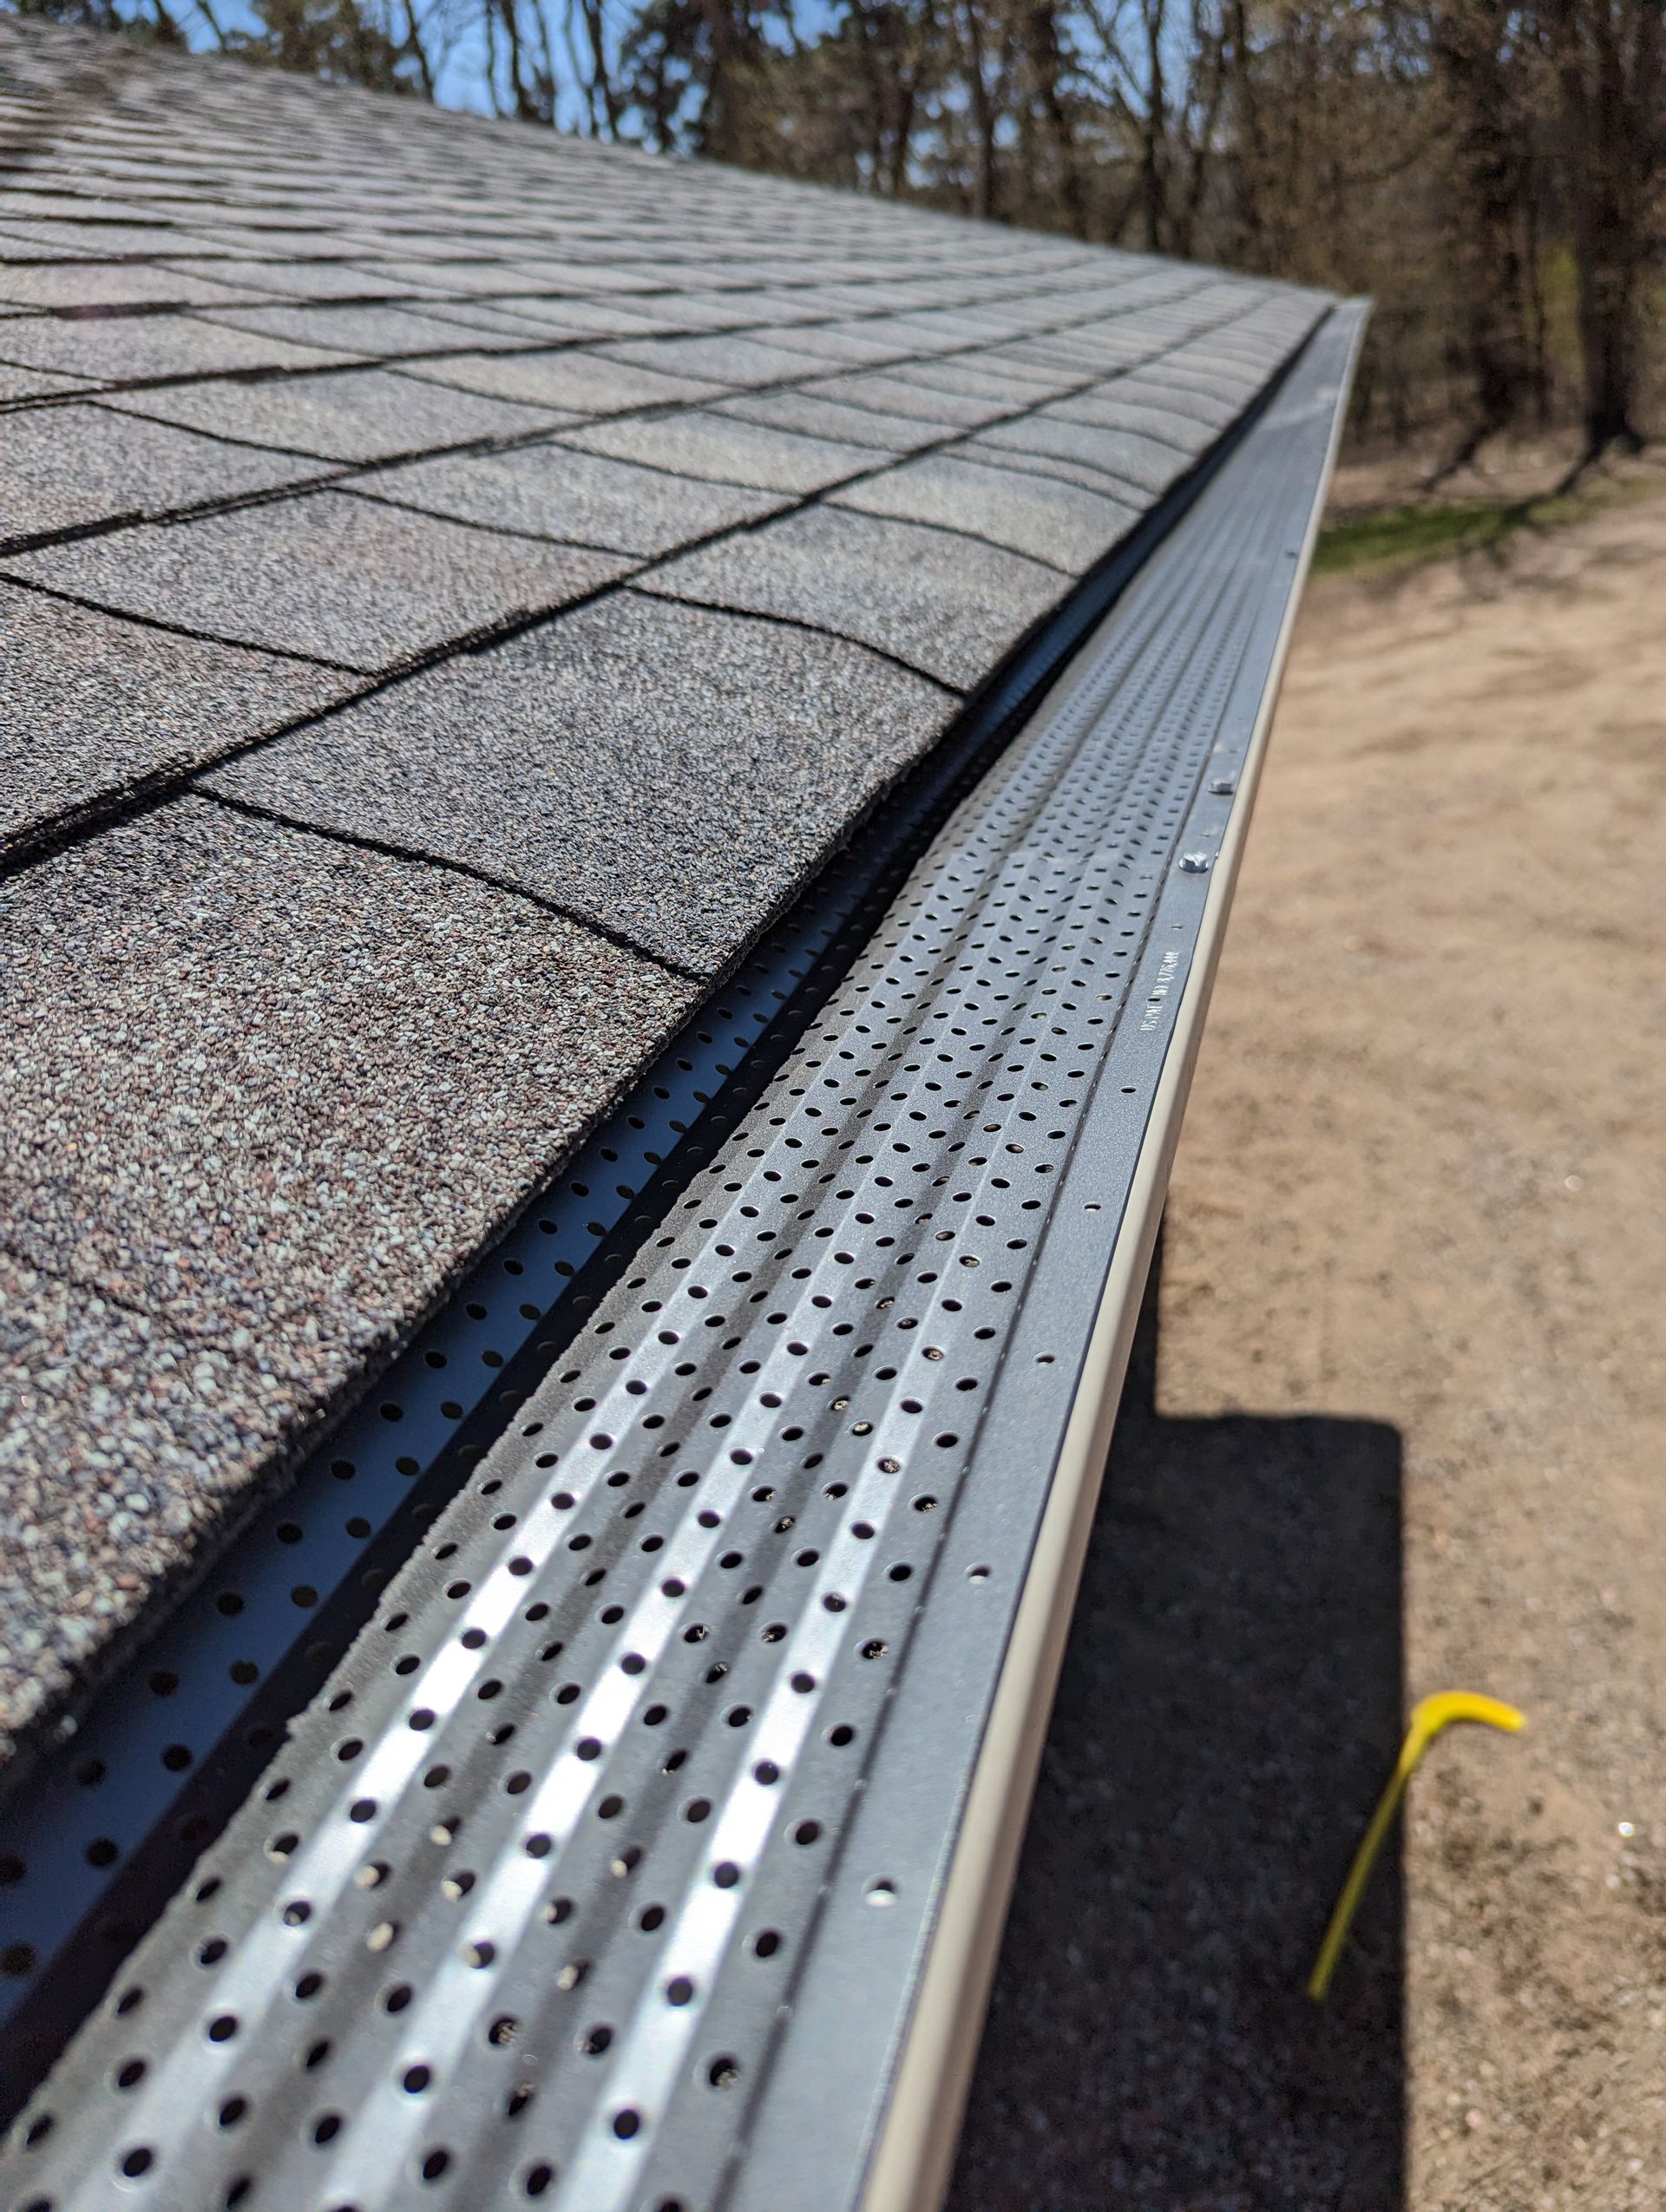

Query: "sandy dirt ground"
left=948, top=472, right=1666, bottom=2209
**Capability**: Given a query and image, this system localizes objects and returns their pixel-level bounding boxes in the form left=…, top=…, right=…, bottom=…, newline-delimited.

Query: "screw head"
left=1178, top=852, right=1212, bottom=874
left=1207, top=777, right=1236, bottom=796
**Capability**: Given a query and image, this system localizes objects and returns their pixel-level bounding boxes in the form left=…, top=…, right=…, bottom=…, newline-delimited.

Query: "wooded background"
left=11, top=0, right=1663, bottom=470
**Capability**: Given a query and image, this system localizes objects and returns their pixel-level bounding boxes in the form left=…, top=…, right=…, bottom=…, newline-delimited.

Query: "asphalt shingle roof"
left=0, top=13, right=1329, bottom=1753
left=100, top=365, right=572, bottom=461
left=345, top=442, right=792, bottom=555
left=3, top=489, right=633, bottom=670
left=0, top=400, right=326, bottom=543
left=640, top=506, right=1064, bottom=687
left=2, top=798, right=694, bottom=1744
left=204, top=592, right=950, bottom=973
left=1, top=582, right=356, bottom=845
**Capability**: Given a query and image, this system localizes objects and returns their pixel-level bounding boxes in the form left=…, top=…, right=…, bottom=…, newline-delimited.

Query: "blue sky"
left=160, top=0, right=849, bottom=135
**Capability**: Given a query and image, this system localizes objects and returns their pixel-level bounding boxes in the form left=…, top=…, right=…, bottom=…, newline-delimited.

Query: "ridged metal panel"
left=1, top=303, right=1363, bottom=2212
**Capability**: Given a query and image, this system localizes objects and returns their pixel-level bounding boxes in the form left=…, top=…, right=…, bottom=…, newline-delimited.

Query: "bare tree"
left=1426, top=0, right=1537, bottom=482
left=1542, top=0, right=1663, bottom=474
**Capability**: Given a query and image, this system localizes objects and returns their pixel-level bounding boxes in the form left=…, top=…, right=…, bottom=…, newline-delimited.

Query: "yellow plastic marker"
left=1308, top=1690, right=1525, bottom=2002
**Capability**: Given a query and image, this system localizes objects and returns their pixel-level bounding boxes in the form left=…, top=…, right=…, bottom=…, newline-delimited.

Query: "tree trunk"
left=1140, top=0, right=1168, bottom=251
left=1427, top=0, right=1534, bottom=482
left=1550, top=0, right=1659, bottom=470
left=963, top=0, right=1001, bottom=221
left=1025, top=0, right=1088, bottom=237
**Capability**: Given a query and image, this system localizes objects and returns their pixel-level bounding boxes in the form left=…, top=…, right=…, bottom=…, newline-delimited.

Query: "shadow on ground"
left=948, top=1266, right=1406, bottom=2212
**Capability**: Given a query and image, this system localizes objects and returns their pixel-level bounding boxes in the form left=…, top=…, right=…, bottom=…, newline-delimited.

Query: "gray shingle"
left=836, top=313, right=971, bottom=357
left=880, top=309, right=1023, bottom=346
left=384, top=255, right=658, bottom=296
left=953, top=440, right=1154, bottom=504
left=402, top=348, right=725, bottom=414
left=786, top=283, right=930, bottom=314
left=348, top=443, right=790, bottom=556
left=561, top=409, right=876, bottom=494
left=725, top=322, right=915, bottom=369
left=205, top=592, right=951, bottom=973
left=0, top=261, right=263, bottom=310
left=370, top=255, right=596, bottom=295
left=384, top=296, right=616, bottom=343
left=642, top=504, right=1060, bottom=688
left=1151, top=361, right=1258, bottom=406
left=625, top=291, right=765, bottom=332
left=0, top=1253, right=300, bottom=1752
left=102, top=366, right=567, bottom=461
left=447, top=293, right=674, bottom=342
left=0, top=360, right=92, bottom=402
left=161, top=257, right=454, bottom=302
left=969, top=416, right=1192, bottom=496
left=831, top=451, right=1138, bottom=573
left=1112, top=372, right=1242, bottom=429
left=0, top=192, right=165, bottom=227
left=991, top=337, right=1146, bottom=384
left=596, top=331, right=866, bottom=385
left=885, top=356, right=1073, bottom=403
left=0, top=218, right=207, bottom=259
left=198, top=299, right=546, bottom=357
left=0, top=402, right=326, bottom=546
left=1049, top=392, right=1214, bottom=453
left=0, top=790, right=693, bottom=1456
left=0, top=582, right=354, bottom=854
left=796, top=370, right=1014, bottom=428
left=3, top=491, right=631, bottom=672
left=0, top=311, right=351, bottom=383
left=2, top=792, right=692, bottom=1350
left=163, top=223, right=361, bottom=260
left=716, top=389, right=951, bottom=454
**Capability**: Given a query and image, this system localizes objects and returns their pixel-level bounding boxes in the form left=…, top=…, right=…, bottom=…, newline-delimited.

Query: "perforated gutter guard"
left=2, top=299, right=1365, bottom=2212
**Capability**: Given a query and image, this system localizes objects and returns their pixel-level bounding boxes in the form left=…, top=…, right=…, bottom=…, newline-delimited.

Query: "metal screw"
left=1207, top=777, right=1236, bottom=796
left=1178, top=852, right=1212, bottom=874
